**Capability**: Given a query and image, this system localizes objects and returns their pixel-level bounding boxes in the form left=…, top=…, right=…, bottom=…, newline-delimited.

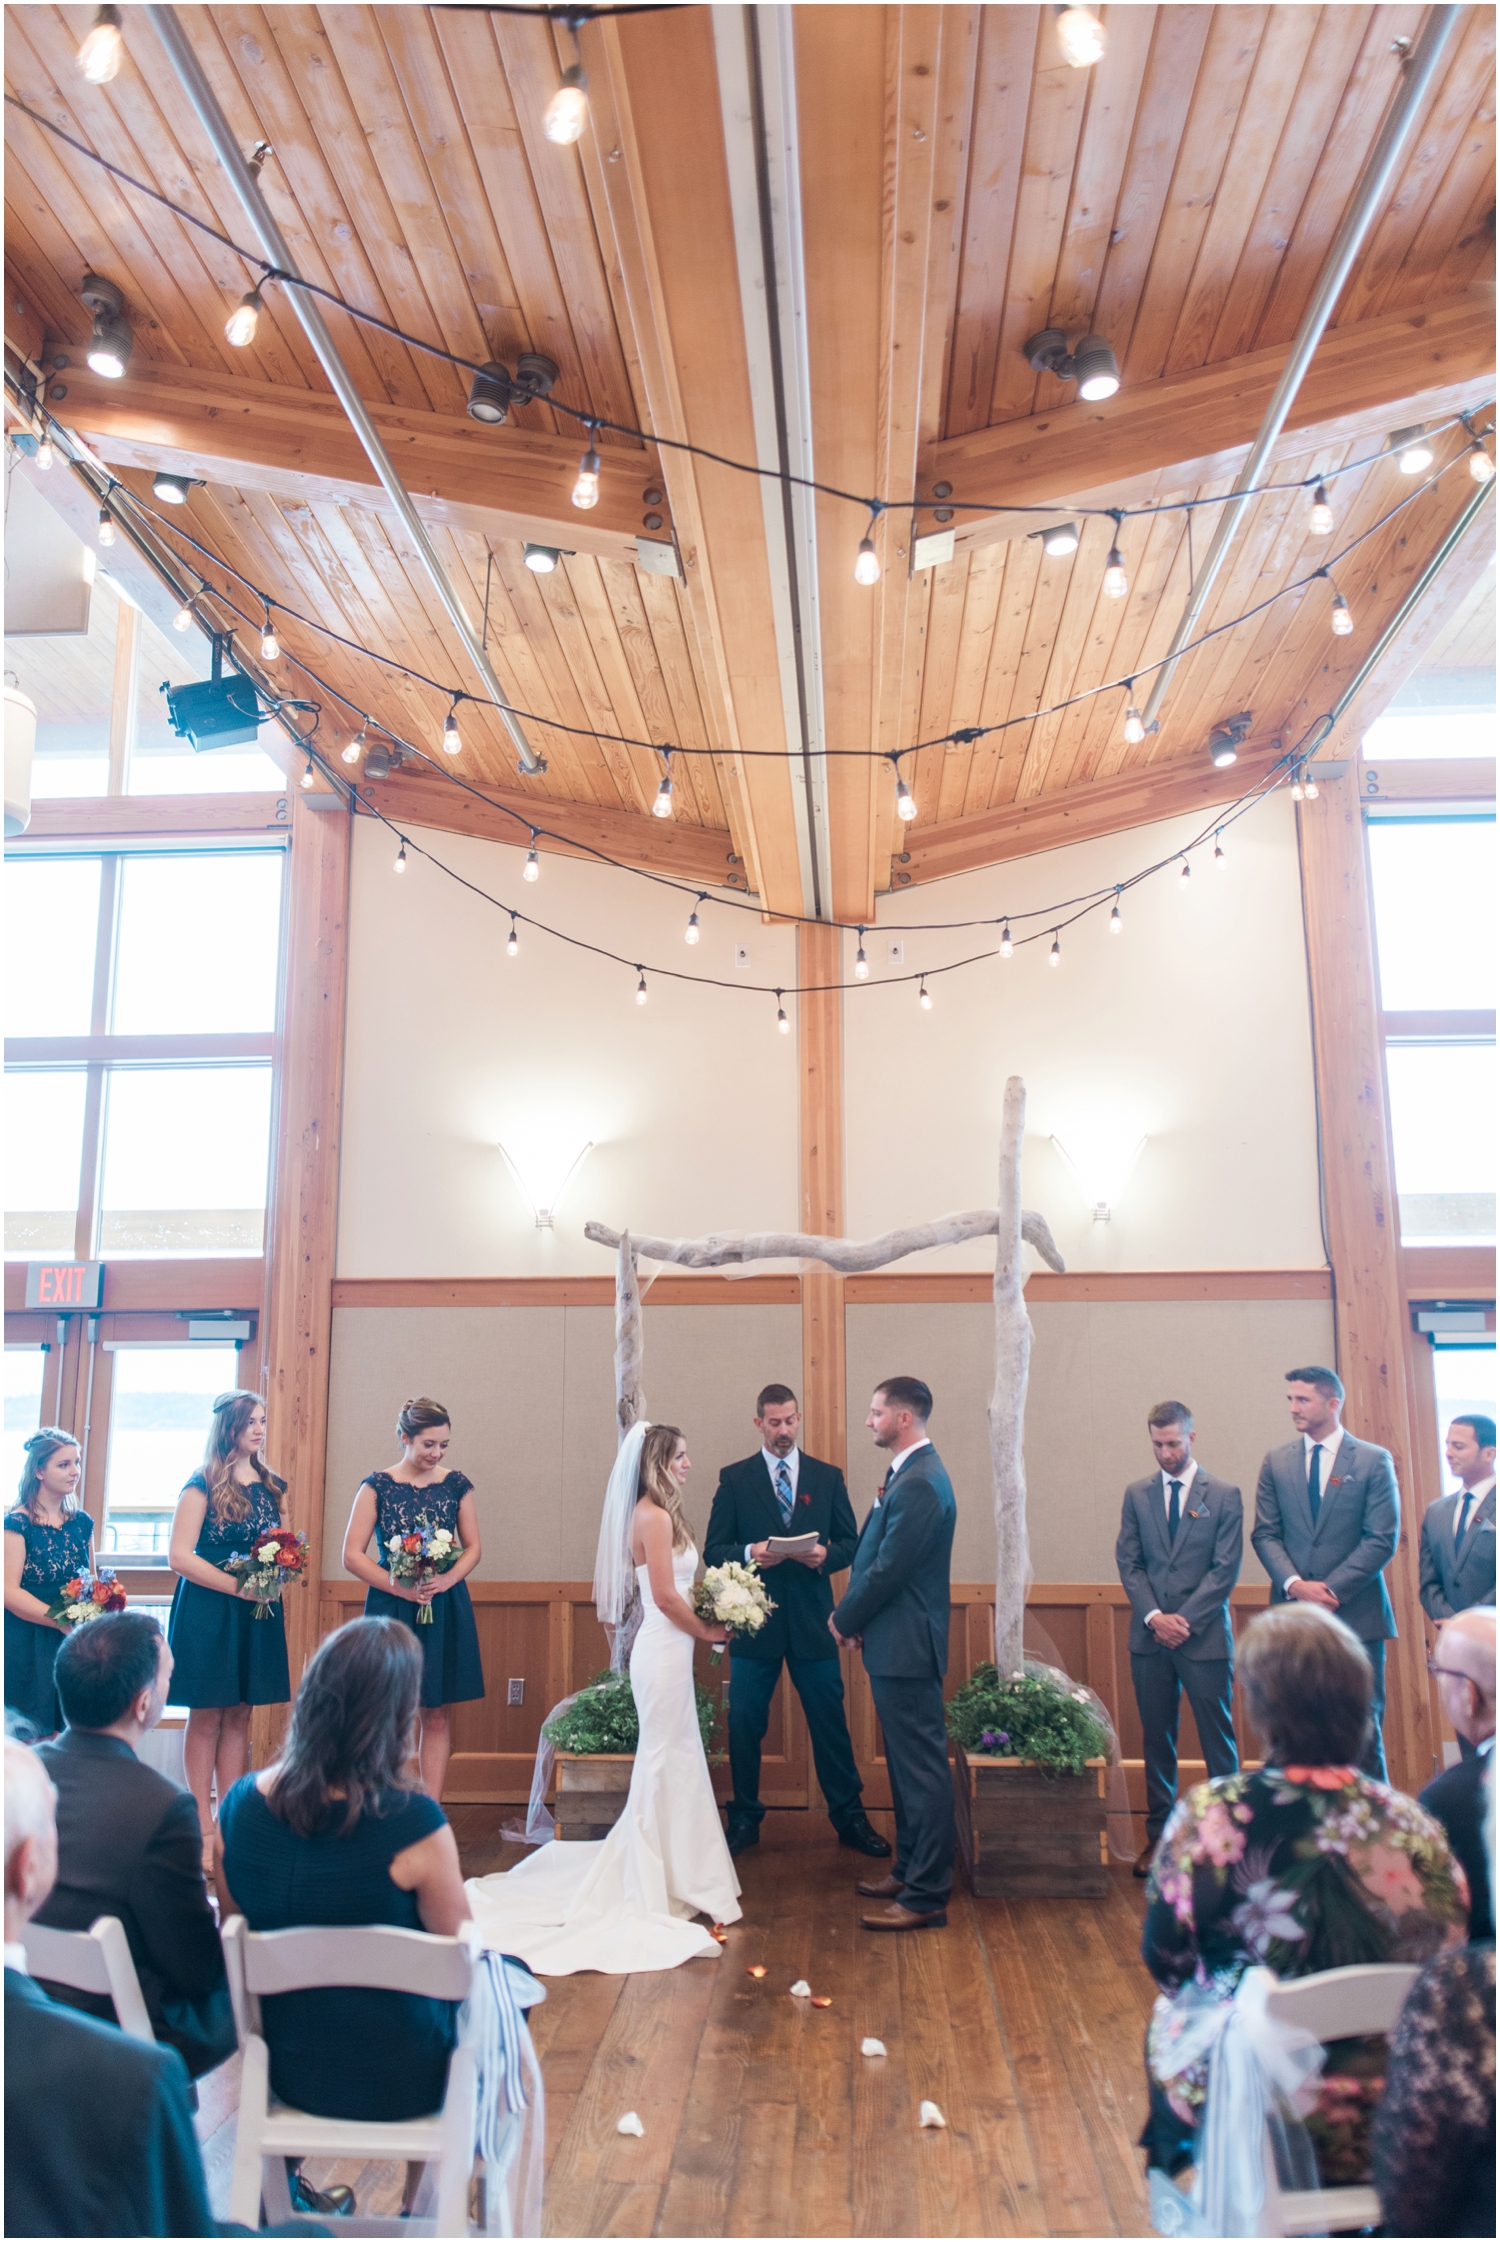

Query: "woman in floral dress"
left=1141, top=1603, right=1469, bottom=2184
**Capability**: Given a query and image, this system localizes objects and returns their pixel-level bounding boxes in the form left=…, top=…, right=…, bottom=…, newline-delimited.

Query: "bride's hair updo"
left=638, top=1423, right=691, bottom=1553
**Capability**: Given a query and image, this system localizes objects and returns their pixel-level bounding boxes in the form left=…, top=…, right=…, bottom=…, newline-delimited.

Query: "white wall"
left=338, top=821, right=800, bottom=1275
left=843, top=791, right=1325, bottom=1271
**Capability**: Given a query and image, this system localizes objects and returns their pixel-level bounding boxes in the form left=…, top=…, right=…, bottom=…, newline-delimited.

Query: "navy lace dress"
left=4, top=1506, right=95, bottom=1736
left=167, top=1472, right=291, bottom=1709
left=360, top=1471, right=484, bottom=1709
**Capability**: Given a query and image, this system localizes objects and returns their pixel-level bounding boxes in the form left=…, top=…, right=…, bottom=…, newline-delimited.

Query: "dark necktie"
left=1307, top=1444, right=1322, bottom=1526
left=1167, top=1480, right=1181, bottom=1542
left=1454, top=1492, right=1474, bottom=1557
left=775, top=1459, right=794, bottom=1527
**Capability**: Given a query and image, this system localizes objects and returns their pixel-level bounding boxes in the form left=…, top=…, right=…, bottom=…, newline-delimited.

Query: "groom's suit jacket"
left=832, top=1445, right=956, bottom=1679
left=704, top=1452, right=857, bottom=1663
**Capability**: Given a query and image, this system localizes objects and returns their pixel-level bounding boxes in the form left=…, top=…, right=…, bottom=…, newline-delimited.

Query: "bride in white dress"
left=465, top=1422, right=742, bottom=1974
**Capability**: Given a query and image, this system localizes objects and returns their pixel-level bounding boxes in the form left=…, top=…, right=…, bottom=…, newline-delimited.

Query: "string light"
left=1123, top=702, right=1146, bottom=745
left=999, top=923, right=1013, bottom=958
left=918, top=978, right=933, bottom=1011
left=1308, top=483, right=1333, bottom=534
left=854, top=929, right=869, bottom=980
left=1330, top=589, right=1353, bottom=636
left=1302, top=772, right=1320, bottom=800
left=1055, top=4, right=1105, bottom=65
left=1102, top=530, right=1128, bottom=600
left=571, top=442, right=601, bottom=510
left=1109, top=892, right=1123, bottom=933
left=1470, top=441, right=1495, bottom=484
left=1214, top=831, right=1227, bottom=869
left=544, top=62, right=589, bottom=146
left=260, top=607, right=280, bottom=662
left=299, top=756, right=315, bottom=790
left=172, top=600, right=194, bottom=632
left=523, top=834, right=540, bottom=882
left=225, top=287, right=263, bottom=349
left=652, top=753, right=674, bottom=818
left=894, top=765, right=917, bottom=821
left=1048, top=932, right=1061, bottom=967
left=34, top=433, right=53, bottom=471
left=1179, top=857, right=1192, bottom=886
left=77, top=5, right=123, bottom=84
left=854, top=533, right=881, bottom=586
left=394, top=840, right=407, bottom=873
left=96, top=506, right=115, bottom=547
left=685, top=900, right=702, bottom=945
left=506, top=915, right=519, bottom=958
left=342, top=725, right=367, bottom=766
left=442, top=697, right=463, bottom=755
left=635, top=970, right=648, bottom=1007
left=775, top=992, right=789, bottom=1034
left=1290, top=772, right=1304, bottom=801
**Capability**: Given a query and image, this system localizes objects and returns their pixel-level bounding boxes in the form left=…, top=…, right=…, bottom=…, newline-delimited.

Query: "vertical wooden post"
left=1297, top=773, right=1432, bottom=1794
left=256, top=797, right=352, bottom=1751
left=106, top=601, right=139, bottom=796
left=797, top=923, right=845, bottom=1473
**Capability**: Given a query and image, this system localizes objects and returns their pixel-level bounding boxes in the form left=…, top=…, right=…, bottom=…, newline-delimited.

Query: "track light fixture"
left=81, top=274, right=132, bottom=379
left=225, top=287, right=263, bottom=348
left=854, top=929, right=869, bottom=980
left=1207, top=711, right=1252, bottom=769
left=151, top=471, right=194, bottom=505
left=652, top=752, right=674, bottom=818
left=467, top=362, right=514, bottom=424
left=1037, top=521, right=1080, bottom=558
left=1024, top=327, right=1119, bottom=401
left=77, top=4, right=123, bottom=83
left=523, top=544, right=563, bottom=573
left=1054, top=5, right=1105, bottom=67
left=443, top=697, right=463, bottom=754
left=96, top=506, right=116, bottom=548
left=1389, top=425, right=1433, bottom=475
left=1308, top=483, right=1333, bottom=534
left=572, top=437, right=601, bottom=511
left=523, top=834, right=540, bottom=882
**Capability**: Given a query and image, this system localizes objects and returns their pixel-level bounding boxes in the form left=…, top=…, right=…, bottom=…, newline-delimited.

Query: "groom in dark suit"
left=831, top=1376, right=956, bottom=1933
left=704, top=1384, right=889, bottom=1860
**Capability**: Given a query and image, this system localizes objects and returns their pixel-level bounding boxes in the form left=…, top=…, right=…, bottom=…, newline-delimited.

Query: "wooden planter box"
left=952, top=1741, right=1109, bottom=1898
left=552, top=1750, right=633, bottom=1841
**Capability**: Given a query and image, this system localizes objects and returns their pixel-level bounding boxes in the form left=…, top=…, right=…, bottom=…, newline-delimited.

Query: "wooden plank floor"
left=200, top=1806, right=1156, bottom=2238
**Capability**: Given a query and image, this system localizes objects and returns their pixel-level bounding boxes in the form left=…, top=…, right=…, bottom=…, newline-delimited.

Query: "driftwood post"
left=992, top=1078, right=1031, bottom=1678
left=614, top=1232, right=645, bottom=1441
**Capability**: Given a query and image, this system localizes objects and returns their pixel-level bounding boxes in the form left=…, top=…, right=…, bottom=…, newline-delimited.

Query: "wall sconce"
left=1050, top=1133, right=1148, bottom=1223
left=498, top=1140, right=594, bottom=1230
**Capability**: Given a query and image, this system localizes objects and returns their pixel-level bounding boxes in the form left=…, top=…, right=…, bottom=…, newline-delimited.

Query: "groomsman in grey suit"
left=1116, top=1401, right=1243, bottom=1875
left=1252, top=1365, right=1400, bottom=1781
left=1419, top=1412, right=1496, bottom=1759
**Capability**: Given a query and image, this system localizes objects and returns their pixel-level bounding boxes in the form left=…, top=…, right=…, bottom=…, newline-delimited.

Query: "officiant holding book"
left=704, top=1386, right=890, bottom=1861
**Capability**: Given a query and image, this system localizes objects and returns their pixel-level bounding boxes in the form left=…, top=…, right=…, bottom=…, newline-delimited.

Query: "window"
left=130, top=614, right=288, bottom=796
left=1368, top=823, right=1494, bottom=1012
left=4, top=857, right=103, bottom=1036
left=1385, top=1045, right=1496, bottom=1244
left=5, top=571, right=120, bottom=800
left=103, top=1345, right=240, bottom=1556
left=112, top=855, right=283, bottom=1035
left=4, top=1071, right=89, bottom=1255
left=1432, top=1344, right=1498, bottom=1461
left=3, top=1348, right=49, bottom=1496
left=99, top=1066, right=274, bottom=1256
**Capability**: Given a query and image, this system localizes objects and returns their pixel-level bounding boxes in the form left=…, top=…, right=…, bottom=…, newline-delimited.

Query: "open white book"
left=765, top=1531, right=821, bottom=1564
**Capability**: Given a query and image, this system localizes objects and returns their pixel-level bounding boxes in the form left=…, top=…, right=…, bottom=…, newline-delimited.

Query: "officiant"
left=705, top=1386, right=891, bottom=1860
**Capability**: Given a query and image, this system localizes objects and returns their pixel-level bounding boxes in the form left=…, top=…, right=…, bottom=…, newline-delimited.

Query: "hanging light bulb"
left=342, top=726, right=367, bottom=766
left=1055, top=4, right=1105, bottom=67
left=1102, top=545, right=1128, bottom=599
left=34, top=433, right=54, bottom=471
left=299, top=756, right=315, bottom=791
left=854, top=929, right=869, bottom=980
left=1303, top=773, right=1320, bottom=800
left=854, top=535, right=881, bottom=586
left=1123, top=703, right=1146, bottom=745
left=776, top=994, right=790, bottom=1034
left=225, top=287, right=263, bottom=349
left=651, top=759, right=674, bottom=817
left=523, top=836, right=540, bottom=882
left=260, top=609, right=280, bottom=661
left=96, top=506, right=116, bottom=548
left=544, top=63, right=589, bottom=145
left=1214, top=832, right=1227, bottom=869
left=635, top=970, right=648, bottom=1006
left=78, top=4, right=124, bottom=84
left=172, top=600, right=193, bottom=632
left=1308, top=483, right=1333, bottom=535
left=571, top=444, right=601, bottom=510
left=894, top=770, right=917, bottom=821
left=1331, top=589, right=1353, bottom=636
left=1290, top=772, right=1305, bottom=801
left=685, top=901, right=702, bottom=946
left=394, top=840, right=407, bottom=873
left=1469, top=441, right=1494, bottom=484
left=999, top=923, right=1013, bottom=959
left=1179, top=857, right=1192, bottom=887
left=1048, top=931, right=1061, bottom=967
left=443, top=700, right=463, bottom=755
left=918, top=979, right=933, bottom=1011
left=506, top=917, right=519, bottom=958
left=1109, top=893, right=1123, bottom=934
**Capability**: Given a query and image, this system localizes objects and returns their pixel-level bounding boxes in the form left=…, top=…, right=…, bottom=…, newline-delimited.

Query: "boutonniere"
left=798, top=1493, right=812, bottom=1507
left=1328, top=1477, right=1343, bottom=1489
left=1185, top=1505, right=1209, bottom=1520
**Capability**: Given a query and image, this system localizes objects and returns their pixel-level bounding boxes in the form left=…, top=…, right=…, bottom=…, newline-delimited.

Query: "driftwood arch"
left=584, top=1076, right=1061, bottom=1676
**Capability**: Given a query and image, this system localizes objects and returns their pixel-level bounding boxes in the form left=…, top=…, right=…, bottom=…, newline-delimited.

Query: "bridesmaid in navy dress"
left=4, top=1430, right=93, bottom=1738
left=168, top=1390, right=291, bottom=1865
left=341, top=1397, right=483, bottom=1799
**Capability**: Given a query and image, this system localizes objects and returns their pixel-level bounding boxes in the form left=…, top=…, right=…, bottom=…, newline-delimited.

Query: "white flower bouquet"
left=691, top=1559, right=776, bottom=1664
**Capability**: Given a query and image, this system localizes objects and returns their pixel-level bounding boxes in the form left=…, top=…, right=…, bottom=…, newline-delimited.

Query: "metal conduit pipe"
left=1140, top=4, right=1465, bottom=737
left=146, top=4, right=544, bottom=776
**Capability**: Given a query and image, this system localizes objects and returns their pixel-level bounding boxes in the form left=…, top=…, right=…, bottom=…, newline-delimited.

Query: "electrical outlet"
left=887, top=940, right=905, bottom=965
left=507, top=1678, right=525, bottom=1707
left=734, top=944, right=751, bottom=970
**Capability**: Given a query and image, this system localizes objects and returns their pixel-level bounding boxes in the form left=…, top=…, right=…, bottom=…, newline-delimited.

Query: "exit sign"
left=25, top=1261, right=103, bottom=1309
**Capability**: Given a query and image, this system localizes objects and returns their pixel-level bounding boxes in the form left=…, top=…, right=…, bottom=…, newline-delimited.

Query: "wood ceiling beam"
left=894, top=738, right=1288, bottom=888
left=51, top=359, right=648, bottom=557
left=921, top=292, right=1496, bottom=553
left=356, top=764, right=741, bottom=889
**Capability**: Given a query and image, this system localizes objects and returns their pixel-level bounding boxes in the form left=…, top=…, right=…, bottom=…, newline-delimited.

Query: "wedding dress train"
left=465, top=1544, right=742, bottom=1975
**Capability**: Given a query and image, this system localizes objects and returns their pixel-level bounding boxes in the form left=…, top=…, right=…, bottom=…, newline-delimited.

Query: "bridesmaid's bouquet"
left=386, top=1514, right=463, bottom=1623
left=691, top=1560, right=776, bottom=1664
left=225, top=1528, right=309, bottom=1618
left=47, top=1569, right=127, bottom=1630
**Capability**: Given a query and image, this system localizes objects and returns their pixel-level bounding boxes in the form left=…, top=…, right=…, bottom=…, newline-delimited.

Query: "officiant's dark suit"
left=832, top=1429, right=956, bottom=1923
left=705, top=1445, right=881, bottom=1851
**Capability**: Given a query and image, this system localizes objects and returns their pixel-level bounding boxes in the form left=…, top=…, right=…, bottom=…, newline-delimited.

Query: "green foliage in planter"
left=544, top=1669, right=722, bottom=1760
left=946, top=1660, right=1110, bottom=1777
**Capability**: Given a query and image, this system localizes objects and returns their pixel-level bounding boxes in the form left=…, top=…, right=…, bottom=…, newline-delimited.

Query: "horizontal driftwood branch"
left=583, top=1209, right=1066, bottom=1275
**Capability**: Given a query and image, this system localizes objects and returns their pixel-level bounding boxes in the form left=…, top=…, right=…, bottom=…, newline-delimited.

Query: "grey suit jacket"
left=1251, top=1431, right=1399, bottom=1641
left=832, top=1445, right=956, bottom=1680
left=1115, top=1469, right=1243, bottom=1661
left=1419, top=1486, right=1497, bottom=1622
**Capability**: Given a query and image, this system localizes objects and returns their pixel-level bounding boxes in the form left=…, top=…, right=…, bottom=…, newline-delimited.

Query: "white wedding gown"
left=465, top=1544, right=742, bottom=1975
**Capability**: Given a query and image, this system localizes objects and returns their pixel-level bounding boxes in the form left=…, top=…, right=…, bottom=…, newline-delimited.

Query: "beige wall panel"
left=844, top=793, right=1324, bottom=1272
left=337, top=820, right=799, bottom=1277
left=846, top=1295, right=1336, bottom=1583
left=327, top=1300, right=802, bottom=1580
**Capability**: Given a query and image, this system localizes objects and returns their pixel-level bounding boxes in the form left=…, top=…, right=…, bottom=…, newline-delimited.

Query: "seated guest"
left=4, top=1738, right=320, bottom=2238
left=1141, top=1604, right=1468, bottom=2184
left=33, top=1610, right=235, bottom=2080
left=1371, top=1922, right=1496, bottom=2237
left=217, top=1616, right=470, bottom=2143
left=1419, top=1605, right=1496, bottom=1941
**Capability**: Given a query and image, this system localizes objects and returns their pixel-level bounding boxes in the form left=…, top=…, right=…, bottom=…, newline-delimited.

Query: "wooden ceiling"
left=5, top=3, right=1495, bottom=918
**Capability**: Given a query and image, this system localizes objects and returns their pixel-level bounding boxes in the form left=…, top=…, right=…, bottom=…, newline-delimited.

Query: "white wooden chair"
left=1259, top=1962, right=1420, bottom=2237
left=23, top=1916, right=156, bottom=2044
left=222, top=1915, right=480, bottom=2237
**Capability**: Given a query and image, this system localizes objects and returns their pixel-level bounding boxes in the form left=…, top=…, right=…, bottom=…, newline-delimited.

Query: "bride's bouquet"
left=386, top=1514, right=463, bottom=1623
left=692, top=1560, right=776, bottom=1664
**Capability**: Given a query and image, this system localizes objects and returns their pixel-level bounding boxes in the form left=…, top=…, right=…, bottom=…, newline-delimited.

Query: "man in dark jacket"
left=1419, top=1604, right=1495, bottom=1942
left=34, top=1610, right=235, bottom=2080
left=704, top=1383, right=888, bottom=1859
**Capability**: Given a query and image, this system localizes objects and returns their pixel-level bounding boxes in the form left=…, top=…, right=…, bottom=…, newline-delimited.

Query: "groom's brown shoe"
left=856, top=1872, right=906, bottom=1899
left=861, top=1902, right=946, bottom=1932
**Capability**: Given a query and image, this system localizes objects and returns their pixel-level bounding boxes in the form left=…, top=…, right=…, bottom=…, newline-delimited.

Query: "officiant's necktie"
left=1307, top=1443, right=1323, bottom=1526
left=775, top=1459, right=795, bottom=1527
left=1167, top=1480, right=1182, bottom=1543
